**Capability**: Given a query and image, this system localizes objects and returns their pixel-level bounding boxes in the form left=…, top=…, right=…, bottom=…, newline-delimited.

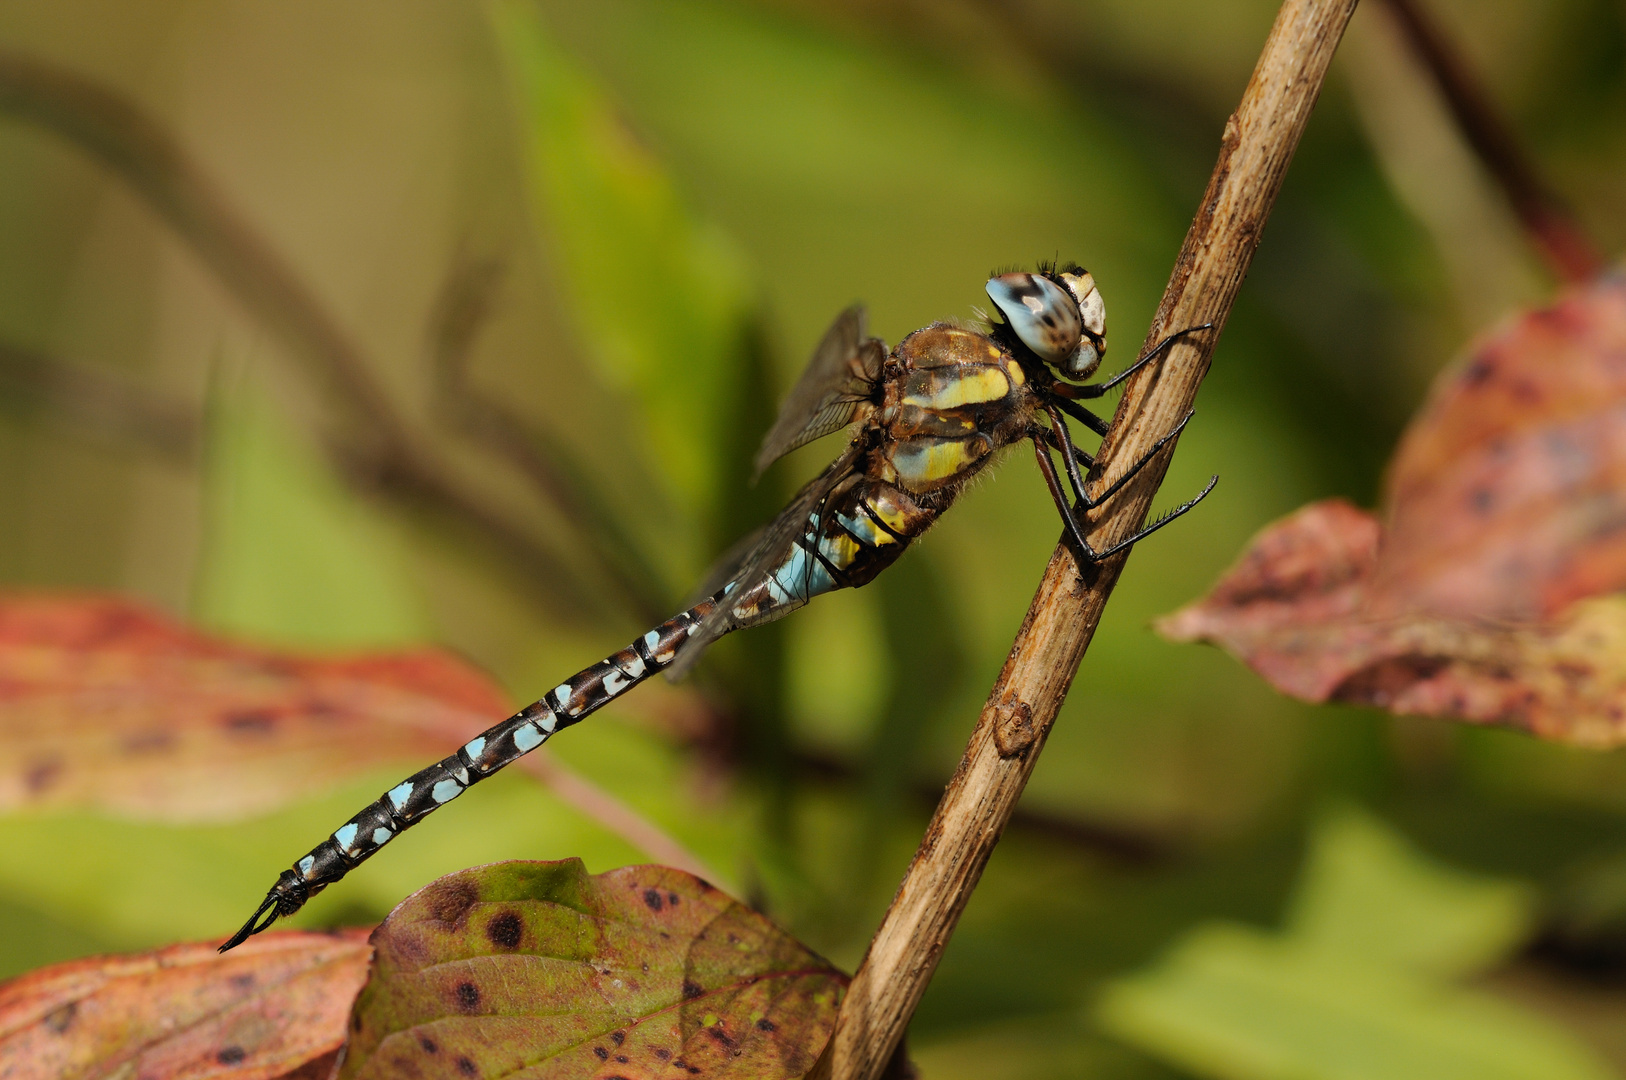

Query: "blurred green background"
left=2, top=1, right=1626, bottom=1077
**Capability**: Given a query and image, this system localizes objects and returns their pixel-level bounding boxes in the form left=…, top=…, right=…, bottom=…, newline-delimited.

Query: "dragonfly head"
left=985, top=265, right=1107, bottom=380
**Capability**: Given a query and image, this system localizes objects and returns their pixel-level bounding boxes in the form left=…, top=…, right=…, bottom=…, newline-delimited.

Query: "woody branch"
left=811, top=0, right=1362, bottom=1077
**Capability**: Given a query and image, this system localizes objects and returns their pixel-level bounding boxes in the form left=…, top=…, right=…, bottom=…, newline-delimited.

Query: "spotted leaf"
left=0, top=594, right=509, bottom=821
left=1375, top=268, right=1626, bottom=622
left=341, top=859, right=845, bottom=1080
left=1160, top=270, right=1626, bottom=745
left=1158, top=500, right=1626, bottom=745
left=0, top=929, right=370, bottom=1080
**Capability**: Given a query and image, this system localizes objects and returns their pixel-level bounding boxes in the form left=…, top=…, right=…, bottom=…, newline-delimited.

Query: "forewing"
left=752, top=306, right=883, bottom=479
left=670, top=444, right=864, bottom=679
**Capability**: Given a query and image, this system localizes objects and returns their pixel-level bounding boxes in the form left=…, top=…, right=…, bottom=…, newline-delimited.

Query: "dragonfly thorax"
left=878, top=324, right=1035, bottom=494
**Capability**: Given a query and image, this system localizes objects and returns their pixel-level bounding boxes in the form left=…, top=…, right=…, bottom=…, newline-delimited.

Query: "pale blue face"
left=985, top=270, right=1106, bottom=379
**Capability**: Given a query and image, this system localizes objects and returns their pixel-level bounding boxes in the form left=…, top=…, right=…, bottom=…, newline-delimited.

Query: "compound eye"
left=1061, top=271, right=1105, bottom=339
left=985, top=273, right=1081, bottom=364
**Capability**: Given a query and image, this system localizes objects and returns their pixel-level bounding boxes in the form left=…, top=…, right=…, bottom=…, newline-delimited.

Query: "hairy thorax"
left=874, top=324, right=1036, bottom=495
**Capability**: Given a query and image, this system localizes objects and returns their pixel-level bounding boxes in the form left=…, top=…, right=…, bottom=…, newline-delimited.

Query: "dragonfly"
left=221, top=263, right=1215, bottom=951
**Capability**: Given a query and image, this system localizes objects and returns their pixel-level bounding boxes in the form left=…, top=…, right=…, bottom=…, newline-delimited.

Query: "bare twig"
left=0, top=49, right=608, bottom=620
left=1376, top=0, right=1602, bottom=283
left=0, top=337, right=199, bottom=463
left=811, top=2, right=1359, bottom=1076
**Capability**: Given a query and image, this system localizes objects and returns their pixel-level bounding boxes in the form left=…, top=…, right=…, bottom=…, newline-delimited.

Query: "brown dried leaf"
left=1160, top=272, right=1626, bottom=745
left=1159, top=500, right=1626, bottom=745
left=0, top=929, right=370, bottom=1080
left=0, top=594, right=508, bottom=821
left=341, top=859, right=846, bottom=1080
left=1377, top=271, right=1626, bottom=621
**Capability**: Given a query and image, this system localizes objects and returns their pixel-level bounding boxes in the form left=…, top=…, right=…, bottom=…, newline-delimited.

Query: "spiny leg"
left=1041, top=425, right=1094, bottom=474
left=1030, top=436, right=1096, bottom=556
left=1085, top=475, right=1218, bottom=561
left=1053, top=322, right=1215, bottom=400
left=1030, top=435, right=1218, bottom=563
left=1043, top=406, right=1196, bottom=510
left=1042, top=405, right=1092, bottom=508
left=1052, top=396, right=1110, bottom=436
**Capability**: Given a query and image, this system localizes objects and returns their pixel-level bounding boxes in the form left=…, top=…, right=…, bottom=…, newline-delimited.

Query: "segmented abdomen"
left=722, top=477, right=936, bottom=629
left=272, top=599, right=717, bottom=906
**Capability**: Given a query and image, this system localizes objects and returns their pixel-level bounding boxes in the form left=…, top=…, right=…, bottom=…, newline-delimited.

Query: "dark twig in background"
left=790, top=748, right=1173, bottom=865
left=0, top=338, right=199, bottom=464
left=812, top=0, right=1360, bottom=1076
left=1377, top=0, right=1603, bottom=282
left=0, top=48, right=610, bottom=621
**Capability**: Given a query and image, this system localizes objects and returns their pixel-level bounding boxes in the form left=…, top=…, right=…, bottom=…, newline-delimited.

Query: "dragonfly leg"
left=1041, top=425, right=1094, bottom=473
left=1083, top=475, right=1218, bottom=562
left=1043, top=404, right=1093, bottom=508
left=1031, top=435, right=1099, bottom=556
left=1045, top=404, right=1197, bottom=511
left=1031, top=432, right=1218, bottom=563
left=1053, top=322, right=1215, bottom=399
left=1052, top=396, right=1110, bottom=435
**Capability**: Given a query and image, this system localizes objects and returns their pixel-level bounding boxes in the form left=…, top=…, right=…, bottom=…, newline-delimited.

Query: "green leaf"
left=193, top=366, right=428, bottom=648
left=1096, top=808, right=1614, bottom=1080
left=1285, top=807, right=1532, bottom=979
left=1099, top=925, right=1615, bottom=1080
left=340, top=859, right=845, bottom=1080
left=491, top=1, right=753, bottom=525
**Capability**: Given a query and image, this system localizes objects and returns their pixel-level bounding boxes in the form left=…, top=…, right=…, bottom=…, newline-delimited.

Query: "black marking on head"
left=486, top=910, right=523, bottom=950
left=667, top=892, right=680, bottom=906
left=681, top=979, right=704, bottom=1000
left=216, top=1046, right=247, bottom=1065
left=420, top=1036, right=438, bottom=1053
left=643, top=888, right=664, bottom=912
left=455, top=981, right=481, bottom=1012
left=457, top=1055, right=478, bottom=1076
left=616, top=1055, right=629, bottom=1064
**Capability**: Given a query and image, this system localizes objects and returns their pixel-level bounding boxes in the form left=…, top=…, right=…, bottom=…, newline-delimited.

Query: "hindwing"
left=670, top=443, right=864, bottom=678
left=752, top=306, right=883, bottom=480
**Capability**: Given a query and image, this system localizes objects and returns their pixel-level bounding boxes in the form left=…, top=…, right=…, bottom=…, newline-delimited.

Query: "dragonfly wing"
left=670, top=443, right=864, bottom=679
left=751, top=306, right=884, bottom=480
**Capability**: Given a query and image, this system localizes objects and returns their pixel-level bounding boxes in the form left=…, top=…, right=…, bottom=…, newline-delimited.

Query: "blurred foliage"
left=1097, top=809, right=1616, bottom=1080
left=1, top=0, right=1625, bottom=1077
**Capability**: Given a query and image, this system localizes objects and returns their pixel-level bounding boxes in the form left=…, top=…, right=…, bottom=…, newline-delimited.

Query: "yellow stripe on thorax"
left=902, top=367, right=1010, bottom=411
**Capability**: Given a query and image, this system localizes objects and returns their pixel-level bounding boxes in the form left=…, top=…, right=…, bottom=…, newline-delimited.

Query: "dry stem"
left=1376, top=0, right=1602, bottom=283
left=811, top=1, right=1360, bottom=1077
left=0, top=49, right=610, bottom=621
